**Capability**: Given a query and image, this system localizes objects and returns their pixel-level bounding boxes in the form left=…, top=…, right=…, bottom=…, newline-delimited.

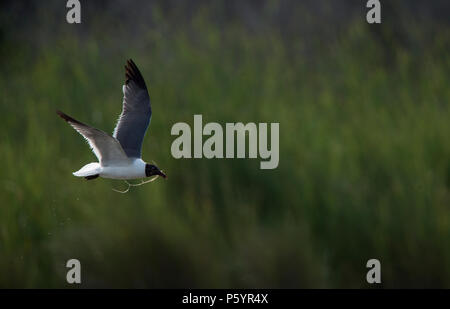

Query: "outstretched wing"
left=57, top=110, right=129, bottom=166
left=112, top=59, right=152, bottom=158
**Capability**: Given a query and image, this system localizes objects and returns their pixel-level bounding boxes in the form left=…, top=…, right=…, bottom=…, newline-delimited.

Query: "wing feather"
left=57, top=110, right=129, bottom=166
left=112, top=59, right=152, bottom=158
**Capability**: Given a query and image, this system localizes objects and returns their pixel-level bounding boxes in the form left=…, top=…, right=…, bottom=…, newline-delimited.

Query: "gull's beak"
left=158, top=170, right=167, bottom=179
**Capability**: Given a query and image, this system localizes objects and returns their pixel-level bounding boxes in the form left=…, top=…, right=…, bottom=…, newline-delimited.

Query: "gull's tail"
left=73, top=162, right=101, bottom=177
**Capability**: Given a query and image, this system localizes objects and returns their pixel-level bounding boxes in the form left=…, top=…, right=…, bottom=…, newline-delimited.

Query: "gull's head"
left=145, top=164, right=167, bottom=179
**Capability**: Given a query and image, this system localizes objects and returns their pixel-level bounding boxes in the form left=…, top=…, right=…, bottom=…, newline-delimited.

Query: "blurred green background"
left=0, top=0, right=449, bottom=288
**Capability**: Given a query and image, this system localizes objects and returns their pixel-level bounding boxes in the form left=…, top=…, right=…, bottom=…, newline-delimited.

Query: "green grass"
left=0, top=16, right=449, bottom=288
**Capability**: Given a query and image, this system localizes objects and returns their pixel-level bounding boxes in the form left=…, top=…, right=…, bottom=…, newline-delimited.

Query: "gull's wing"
left=57, top=110, right=129, bottom=166
left=112, top=59, right=151, bottom=158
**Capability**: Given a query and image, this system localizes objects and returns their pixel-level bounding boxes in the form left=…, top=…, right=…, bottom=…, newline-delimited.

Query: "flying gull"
left=57, top=59, right=166, bottom=190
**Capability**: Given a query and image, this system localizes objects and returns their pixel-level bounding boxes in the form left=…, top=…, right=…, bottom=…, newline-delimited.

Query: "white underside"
left=73, top=158, right=146, bottom=180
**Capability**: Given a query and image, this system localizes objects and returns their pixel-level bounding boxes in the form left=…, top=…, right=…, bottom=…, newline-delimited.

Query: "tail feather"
left=73, top=162, right=101, bottom=177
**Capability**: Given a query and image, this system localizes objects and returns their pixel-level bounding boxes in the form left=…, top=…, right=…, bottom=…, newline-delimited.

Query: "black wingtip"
left=56, top=110, right=70, bottom=121
left=124, top=59, right=147, bottom=89
left=56, top=110, right=83, bottom=125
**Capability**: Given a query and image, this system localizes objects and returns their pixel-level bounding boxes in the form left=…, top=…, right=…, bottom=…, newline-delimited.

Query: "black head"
left=145, top=164, right=167, bottom=178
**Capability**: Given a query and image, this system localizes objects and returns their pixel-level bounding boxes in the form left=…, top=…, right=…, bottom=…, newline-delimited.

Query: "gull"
left=57, top=59, right=166, bottom=191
